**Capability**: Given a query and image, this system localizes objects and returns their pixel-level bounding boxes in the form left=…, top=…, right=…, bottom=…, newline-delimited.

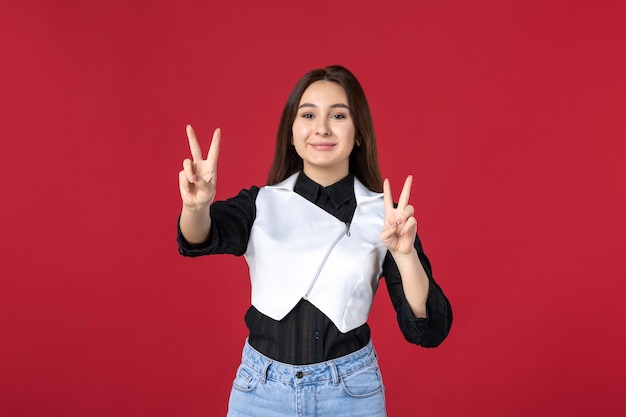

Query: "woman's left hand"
left=380, top=175, right=417, bottom=255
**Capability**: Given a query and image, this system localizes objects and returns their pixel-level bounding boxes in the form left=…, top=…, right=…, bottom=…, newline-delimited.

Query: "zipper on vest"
left=303, top=225, right=349, bottom=299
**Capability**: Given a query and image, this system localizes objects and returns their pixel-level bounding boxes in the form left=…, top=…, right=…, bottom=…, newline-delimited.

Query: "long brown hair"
left=266, top=65, right=383, bottom=192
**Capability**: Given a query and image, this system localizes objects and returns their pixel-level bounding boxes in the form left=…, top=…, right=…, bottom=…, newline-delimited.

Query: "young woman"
left=178, top=65, right=452, bottom=416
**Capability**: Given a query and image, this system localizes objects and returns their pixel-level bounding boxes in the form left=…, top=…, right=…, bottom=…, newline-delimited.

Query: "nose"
left=316, top=120, right=331, bottom=136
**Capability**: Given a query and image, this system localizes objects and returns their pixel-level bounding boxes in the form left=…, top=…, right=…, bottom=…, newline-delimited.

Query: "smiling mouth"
left=310, top=143, right=335, bottom=150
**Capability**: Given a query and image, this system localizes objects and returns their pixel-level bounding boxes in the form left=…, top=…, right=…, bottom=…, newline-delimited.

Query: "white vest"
left=244, top=173, right=387, bottom=333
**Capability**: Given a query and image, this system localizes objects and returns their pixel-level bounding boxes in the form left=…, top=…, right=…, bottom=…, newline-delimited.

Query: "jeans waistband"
left=240, top=339, right=378, bottom=385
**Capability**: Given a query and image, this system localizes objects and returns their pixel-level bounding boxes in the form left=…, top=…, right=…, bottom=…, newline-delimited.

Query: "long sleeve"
left=382, top=234, right=453, bottom=347
left=177, top=186, right=260, bottom=257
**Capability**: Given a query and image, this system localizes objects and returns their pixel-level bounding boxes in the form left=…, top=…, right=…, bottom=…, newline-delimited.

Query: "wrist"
left=389, top=249, right=419, bottom=265
left=182, top=201, right=211, bottom=214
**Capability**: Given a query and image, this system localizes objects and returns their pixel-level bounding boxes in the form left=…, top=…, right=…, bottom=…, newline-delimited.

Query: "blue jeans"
left=227, top=339, right=387, bottom=417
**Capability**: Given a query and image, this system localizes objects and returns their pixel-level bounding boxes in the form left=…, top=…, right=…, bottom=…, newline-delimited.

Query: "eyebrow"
left=298, top=103, right=350, bottom=110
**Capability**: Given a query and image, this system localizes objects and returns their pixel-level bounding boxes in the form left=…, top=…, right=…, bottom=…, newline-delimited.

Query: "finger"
left=400, top=216, right=417, bottom=236
left=182, top=158, right=197, bottom=182
left=394, top=204, right=415, bottom=227
left=206, top=128, right=221, bottom=168
left=186, top=124, right=203, bottom=162
left=192, top=173, right=208, bottom=190
left=401, top=204, right=415, bottom=220
left=383, top=178, right=393, bottom=212
left=379, top=223, right=398, bottom=241
left=397, top=175, right=413, bottom=209
left=179, top=170, right=191, bottom=194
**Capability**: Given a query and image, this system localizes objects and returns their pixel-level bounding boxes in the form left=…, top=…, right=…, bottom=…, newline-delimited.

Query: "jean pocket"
left=340, top=363, right=384, bottom=398
left=232, top=364, right=262, bottom=392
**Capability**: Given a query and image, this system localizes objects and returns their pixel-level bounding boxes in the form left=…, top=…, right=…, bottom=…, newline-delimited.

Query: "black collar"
left=294, top=172, right=355, bottom=209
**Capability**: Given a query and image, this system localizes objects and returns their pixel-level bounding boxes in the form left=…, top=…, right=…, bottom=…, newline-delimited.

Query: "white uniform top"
left=244, top=173, right=388, bottom=333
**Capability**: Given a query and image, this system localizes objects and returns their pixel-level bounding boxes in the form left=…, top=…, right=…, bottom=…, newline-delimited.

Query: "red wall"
left=2, top=1, right=625, bottom=416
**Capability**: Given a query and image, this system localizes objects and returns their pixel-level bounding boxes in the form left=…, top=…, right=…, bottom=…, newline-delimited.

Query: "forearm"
left=390, top=250, right=429, bottom=318
left=179, top=204, right=212, bottom=244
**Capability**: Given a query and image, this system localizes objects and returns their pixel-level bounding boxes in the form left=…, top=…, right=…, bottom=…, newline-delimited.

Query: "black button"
left=296, top=371, right=304, bottom=379
left=314, top=331, right=321, bottom=340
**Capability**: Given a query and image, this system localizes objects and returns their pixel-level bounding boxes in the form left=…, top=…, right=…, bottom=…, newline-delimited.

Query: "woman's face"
left=292, top=80, right=356, bottom=185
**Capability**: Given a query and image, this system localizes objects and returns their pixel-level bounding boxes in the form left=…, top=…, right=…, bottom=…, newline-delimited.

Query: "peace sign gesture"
left=379, top=176, right=417, bottom=255
left=179, top=125, right=221, bottom=209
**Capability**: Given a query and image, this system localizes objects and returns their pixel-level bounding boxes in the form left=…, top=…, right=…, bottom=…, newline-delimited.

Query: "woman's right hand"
left=179, top=125, right=221, bottom=210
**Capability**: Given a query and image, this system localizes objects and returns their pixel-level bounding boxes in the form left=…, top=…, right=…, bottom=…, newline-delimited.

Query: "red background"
left=2, top=1, right=625, bottom=416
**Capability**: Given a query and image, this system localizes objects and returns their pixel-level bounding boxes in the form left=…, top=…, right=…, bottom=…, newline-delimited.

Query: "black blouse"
left=178, top=172, right=452, bottom=365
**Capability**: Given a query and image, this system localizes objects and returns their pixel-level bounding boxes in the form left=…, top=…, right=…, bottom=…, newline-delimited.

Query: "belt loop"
left=328, top=361, right=340, bottom=386
left=261, top=359, right=271, bottom=384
